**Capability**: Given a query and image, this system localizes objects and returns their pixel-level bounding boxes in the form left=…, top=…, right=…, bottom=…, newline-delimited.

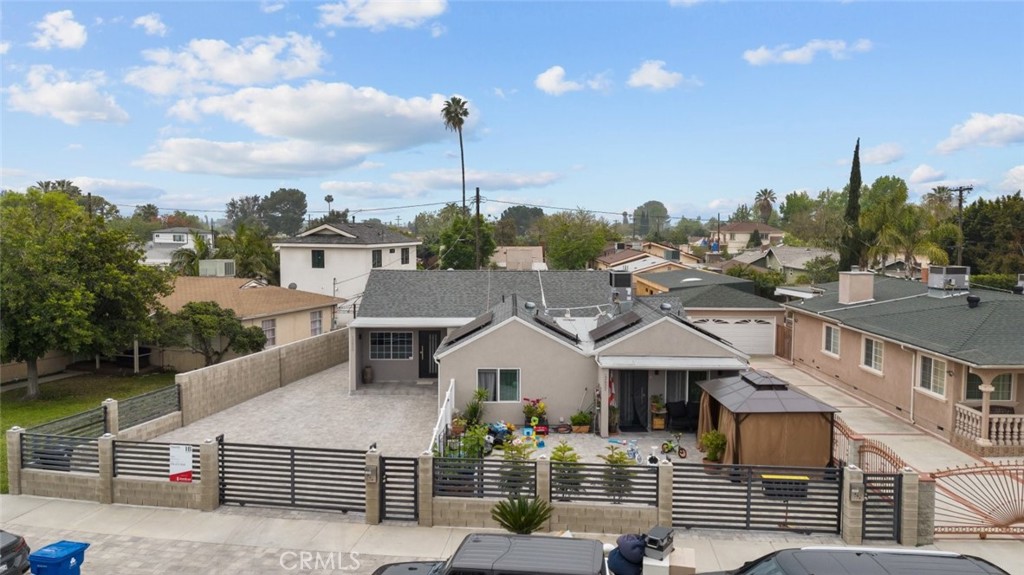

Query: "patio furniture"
left=667, top=401, right=697, bottom=432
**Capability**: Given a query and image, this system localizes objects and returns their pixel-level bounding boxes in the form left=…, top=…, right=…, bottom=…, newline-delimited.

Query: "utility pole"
left=950, top=185, right=973, bottom=265
left=395, top=215, right=402, bottom=227
left=474, top=187, right=481, bottom=270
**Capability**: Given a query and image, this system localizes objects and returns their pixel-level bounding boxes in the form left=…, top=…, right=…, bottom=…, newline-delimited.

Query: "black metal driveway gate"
left=218, top=441, right=366, bottom=513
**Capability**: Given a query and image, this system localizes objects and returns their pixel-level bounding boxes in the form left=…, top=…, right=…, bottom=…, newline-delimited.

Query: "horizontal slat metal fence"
left=380, top=456, right=418, bottom=521
left=673, top=462, right=842, bottom=534
left=118, top=386, right=180, bottom=430
left=218, top=442, right=366, bottom=513
left=863, top=473, right=902, bottom=541
left=21, top=433, right=100, bottom=473
left=27, top=406, right=106, bottom=437
left=113, top=440, right=202, bottom=480
left=433, top=458, right=536, bottom=498
left=551, top=462, right=659, bottom=506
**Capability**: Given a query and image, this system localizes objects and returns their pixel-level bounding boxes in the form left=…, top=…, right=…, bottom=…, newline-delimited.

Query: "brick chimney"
left=838, top=267, right=875, bottom=305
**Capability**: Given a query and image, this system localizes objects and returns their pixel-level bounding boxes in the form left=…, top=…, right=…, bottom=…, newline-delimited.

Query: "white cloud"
left=72, top=176, right=166, bottom=202
left=935, top=113, right=1024, bottom=154
left=669, top=0, right=705, bottom=6
left=31, top=10, right=87, bottom=50
left=66, top=143, right=83, bottom=151
left=0, top=41, right=10, bottom=55
left=627, top=60, right=702, bottom=91
left=261, top=0, right=286, bottom=13
left=860, top=142, right=904, bottom=165
left=535, top=65, right=583, bottom=96
left=137, top=138, right=370, bottom=177
left=743, top=38, right=872, bottom=66
left=430, top=23, right=446, bottom=38
left=587, top=71, right=613, bottom=92
left=1000, top=165, right=1024, bottom=192
left=124, top=33, right=325, bottom=96
left=321, top=168, right=562, bottom=199
left=6, top=66, right=129, bottom=125
left=909, top=164, right=945, bottom=184
left=133, top=13, right=168, bottom=37
left=318, top=0, right=447, bottom=30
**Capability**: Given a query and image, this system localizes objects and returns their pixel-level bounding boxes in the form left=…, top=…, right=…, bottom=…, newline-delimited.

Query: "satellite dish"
left=288, top=283, right=297, bottom=290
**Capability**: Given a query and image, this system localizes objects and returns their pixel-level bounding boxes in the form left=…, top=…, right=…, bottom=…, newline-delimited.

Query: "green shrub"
left=598, top=445, right=634, bottom=503
left=491, top=497, right=553, bottom=534
left=699, top=429, right=727, bottom=462
left=569, top=410, right=592, bottom=426
left=971, top=274, right=1017, bottom=291
left=550, top=441, right=582, bottom=501
left=463, top=388, right=488, bottom=426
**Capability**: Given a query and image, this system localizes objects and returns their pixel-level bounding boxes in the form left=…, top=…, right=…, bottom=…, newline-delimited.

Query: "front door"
left=417, top=330, right=442, bottom=378
left=619, top=370, right=649, bottom=432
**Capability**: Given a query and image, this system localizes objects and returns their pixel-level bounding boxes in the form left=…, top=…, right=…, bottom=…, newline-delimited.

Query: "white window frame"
left=477, top=368, right=520, bottom=402
left=172, top=234, right=185, bottom=242
left=369, top=331, right=413, bottom=360
left=401, top=247, right=410, bottom=265
left=310, top=310, right=323, bottom=336
left=261, top=319, right=276, bottom=347
left=822, top=324, right=840, bottom=357
left=861, top=336, right=883, bottom=374
left=965, top=373, right=1015, bottom=402
left=918, top=355, right=947, bottom=397
left=372, top=249, right=382, bottom=268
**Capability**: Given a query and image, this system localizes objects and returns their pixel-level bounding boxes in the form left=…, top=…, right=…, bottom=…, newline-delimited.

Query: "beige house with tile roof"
left=156, top=277, right=344, bottom=372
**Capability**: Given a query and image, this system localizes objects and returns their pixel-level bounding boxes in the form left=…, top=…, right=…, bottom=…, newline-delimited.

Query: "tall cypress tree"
left=839, top=138, right=863, bottom=271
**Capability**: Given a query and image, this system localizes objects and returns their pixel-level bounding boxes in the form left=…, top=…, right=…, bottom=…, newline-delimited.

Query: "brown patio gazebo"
left=696, top=370, right=838, bottom=467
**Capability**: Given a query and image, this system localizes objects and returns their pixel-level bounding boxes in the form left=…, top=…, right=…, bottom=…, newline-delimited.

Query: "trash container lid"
left=30, top=540, right=90, bottom=559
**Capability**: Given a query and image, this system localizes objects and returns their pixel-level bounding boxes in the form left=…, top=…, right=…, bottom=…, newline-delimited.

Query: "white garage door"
left=691, top=317, right=775, bottom=355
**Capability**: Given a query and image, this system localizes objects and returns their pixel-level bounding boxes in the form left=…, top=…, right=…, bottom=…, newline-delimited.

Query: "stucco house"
left=491, top=246, right=546, bottom=271
left=785, top=267, right=1024, bottom=456
left=157, top=276, right=344, bottom=372
left=350, top=269, right=754, bottom=436
left=142, top=227, right=215, bottom=268
left=274, top=223, right=420, bottom=312
left=764, top=246, right=838, bottom=283
left=710, top=222, right=784, bottom=254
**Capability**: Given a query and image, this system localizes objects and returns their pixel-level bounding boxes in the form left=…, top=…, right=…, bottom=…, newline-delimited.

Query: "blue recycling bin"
left=29, top=540, right=90, bottom=575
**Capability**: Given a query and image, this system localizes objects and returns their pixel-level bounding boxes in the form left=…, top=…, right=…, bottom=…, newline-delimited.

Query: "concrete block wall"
left=113, top=477, right=202, bottom=509
left=549, top=502, right=658, bottom=533
left=917, top=475, right=936, bottom=545
left=280, top=330, right=349, bottom=386
left=432, top=497, right=503, bottom=528
left=20, top=469, right=101, bottom=502
left=116, top=412, right=184, bottom=442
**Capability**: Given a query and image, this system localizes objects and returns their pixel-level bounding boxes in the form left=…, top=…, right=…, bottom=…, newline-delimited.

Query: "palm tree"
left=441, top=96, right=470, bottom=209
left=324, top=194, right=334, bottom=215
left=170, top=232, right=216, bottom=276
left=872, top=204, right=954, bottom=278
left=754, top=188, right=777, bottom=224
left=216, top=224, right=277, bottom=282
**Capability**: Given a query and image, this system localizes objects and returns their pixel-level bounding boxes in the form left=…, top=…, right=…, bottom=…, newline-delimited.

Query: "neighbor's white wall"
left=278, top=243, right=416, bottom=301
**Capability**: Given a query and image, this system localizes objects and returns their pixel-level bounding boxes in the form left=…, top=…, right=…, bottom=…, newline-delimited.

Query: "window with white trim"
left=369, top=332, right=412, bottom=360
left=965, top=373, right=1013, bottom=401
left=477, top=369, right=520, bottom=402
left=172, top=234, right=185, bottom=242
left=261, top=319, right=276, bottom=347
left=862, top=337, right=883, bottom=372
left=919, top=356, right=946, bottom=396
left=823, top=325, right=840, bottom=356
left=667, top=371, right=708, bottom=404
left=310, top=310, right=323, bottom=336
left=401, top=247, right=410, bottom=265
left=372, top=249, right=382, bottom=268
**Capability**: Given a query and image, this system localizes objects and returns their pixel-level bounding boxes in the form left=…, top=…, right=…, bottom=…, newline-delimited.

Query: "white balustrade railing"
left=954, top=403, right=1024, bottom=446
left=428, top=379, right=456, bottom=456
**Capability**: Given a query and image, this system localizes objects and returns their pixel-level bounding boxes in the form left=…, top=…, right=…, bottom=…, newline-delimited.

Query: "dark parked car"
left=372, top=533, right=607, bottom=575
left=703, top=546, right=1010, bottom=575
left=0, top=530, right=30, bottom=575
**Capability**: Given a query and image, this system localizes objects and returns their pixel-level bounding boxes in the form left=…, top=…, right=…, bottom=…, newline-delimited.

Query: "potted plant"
left=699, top=429, right=727, bottom=472
left=464, top=388, right=488, bottom=426
left=450, top=414, right=467, bottom=436
left=569, top=410, right=592, bottom=433
left=650, top=394, right=667, bottom=430
left=522, top=397, right=547, bottom=427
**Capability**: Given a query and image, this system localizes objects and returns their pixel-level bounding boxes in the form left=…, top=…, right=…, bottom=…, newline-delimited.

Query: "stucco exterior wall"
left=279, top=243, right=416, bottom=301
left=438, top=319, right=595, bottom=425
left=1, top=350, right=75, bottom=384
left=687, top=309, right=783, bottom=322
left=598, top=319, right=742, bottom=359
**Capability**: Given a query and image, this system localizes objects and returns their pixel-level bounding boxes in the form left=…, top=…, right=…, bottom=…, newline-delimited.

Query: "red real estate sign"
left=169, top=444, right=193, bottom=483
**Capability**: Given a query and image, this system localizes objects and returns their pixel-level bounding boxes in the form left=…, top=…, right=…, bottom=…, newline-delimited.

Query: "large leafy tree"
left=161, top=210, right=203, bottom=228
left=1, top=190, right=171, bottom=398
left=438, top=214, right=496, bottom=269
left=441, top=96, right=470, bottom=209
left=216, top=224, right=278, bottom=283
left=632, top=200, right=670, bottom=238
left=754, top=188, right=777, bottom=224
left=225, top=195, right=265, bottom=231
left=729, top=203, right=754, bottom=223
left=839, top=138, right=864, bottom=271
left=133, top=203, right=160, bottom=221
left=498, top=205, right=545, bottom=237
left=262, top=188, right=307, bottom=236
left=961, top=192, right=1024, bottom=274
left=158, top=301, right=267, bottom=366
left=541, top=209, right=615, bottom=269
left=306, top=208, right=350, bottom=229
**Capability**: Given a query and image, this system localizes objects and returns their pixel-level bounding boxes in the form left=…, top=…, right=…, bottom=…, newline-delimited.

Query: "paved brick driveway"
left=153, top=362, right=437, bottom=457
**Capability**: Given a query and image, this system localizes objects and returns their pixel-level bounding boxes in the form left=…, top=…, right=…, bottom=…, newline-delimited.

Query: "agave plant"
left=490, top=497, right=552, bottom=534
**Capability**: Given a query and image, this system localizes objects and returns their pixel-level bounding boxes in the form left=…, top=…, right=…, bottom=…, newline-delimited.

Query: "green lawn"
left=0, top=371, right=177, bottom=493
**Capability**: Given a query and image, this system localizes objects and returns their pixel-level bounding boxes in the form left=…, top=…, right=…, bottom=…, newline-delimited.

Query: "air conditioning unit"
left=199, top=259, right=236, bottom=277
left=1018, top=273, right=1024, bottom=288
left=927, top=265, right=969, bottom=297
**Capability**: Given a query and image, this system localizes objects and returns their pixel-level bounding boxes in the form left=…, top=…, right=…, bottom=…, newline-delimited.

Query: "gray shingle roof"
left=274, top=223, right=418, bottom=246
left=636, top=269, right=754, bottom=293
left=669, top=285, right=781, bottom=309
left=786, top=276, right=1024, bottom=366
left=768, top=246, right=838, bottom=270
left=358, top=269, right=610, bottom=318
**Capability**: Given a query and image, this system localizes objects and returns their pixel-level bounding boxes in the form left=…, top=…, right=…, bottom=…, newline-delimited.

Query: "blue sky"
left=2, top=1, right=1022, bottom=226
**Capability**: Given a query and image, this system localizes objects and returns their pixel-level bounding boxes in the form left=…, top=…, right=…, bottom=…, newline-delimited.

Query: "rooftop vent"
left=660, top=302, right=672, bottom=311
left=967, top=295, right=981, bottom=308
left=927, top=265, right=970, bottom=298
left=524, top=301, right=536, bottom=310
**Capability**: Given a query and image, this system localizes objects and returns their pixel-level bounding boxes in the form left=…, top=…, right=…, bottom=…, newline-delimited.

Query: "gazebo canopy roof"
left=697, top=370, right=839, bottom=414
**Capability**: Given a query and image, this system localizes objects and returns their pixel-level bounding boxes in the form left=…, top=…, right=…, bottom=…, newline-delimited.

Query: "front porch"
left=953, top=403, right=1024, bottom=456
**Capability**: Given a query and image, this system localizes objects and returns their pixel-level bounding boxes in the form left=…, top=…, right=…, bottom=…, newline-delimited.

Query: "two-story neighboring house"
left=274, top=223, right=421, bottom=311
left=709, top=222, right=784, bottom=254
left=143, top=227, right=215, bottom=267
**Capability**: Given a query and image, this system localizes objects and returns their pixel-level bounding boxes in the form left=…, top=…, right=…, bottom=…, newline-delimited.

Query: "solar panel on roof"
left=444, top=311, right=494, bottom=347
left=533, top=314, right=580, bottom=343
left=588, top=310, right=642, bottom=342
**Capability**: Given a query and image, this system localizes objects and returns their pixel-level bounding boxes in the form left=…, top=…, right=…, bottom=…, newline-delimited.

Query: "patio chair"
left=667, top=401, right=695, bottom=431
